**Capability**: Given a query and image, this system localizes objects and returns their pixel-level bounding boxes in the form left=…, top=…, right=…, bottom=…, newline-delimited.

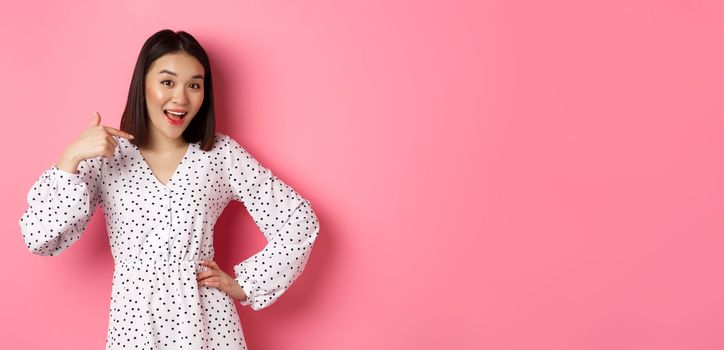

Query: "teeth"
left=165, top=110, right=187, bottom=116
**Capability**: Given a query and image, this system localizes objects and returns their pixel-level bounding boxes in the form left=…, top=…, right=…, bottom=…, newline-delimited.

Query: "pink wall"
left=3, top=0, right=724, bottom=349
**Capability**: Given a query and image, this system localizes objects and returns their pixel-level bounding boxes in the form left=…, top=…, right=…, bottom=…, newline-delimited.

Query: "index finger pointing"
left=103, top=126, right=135, bottom=140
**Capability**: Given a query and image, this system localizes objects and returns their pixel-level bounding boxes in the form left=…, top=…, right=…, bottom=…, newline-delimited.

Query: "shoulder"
left=212, top=132, right=236, bottom=147
left=211, top=132, right=233, bottom=153
left=214, top=131, right=229, bottom=148
left=190, top=132, right=230, bottom=153
left=213, top=132, right=248, bottom=152
left=213, top=131, right=228, bottom=142
left=212, top=133, right=254, bottom=165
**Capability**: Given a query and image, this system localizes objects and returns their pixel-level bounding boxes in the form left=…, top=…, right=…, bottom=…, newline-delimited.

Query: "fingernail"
left=129, top=135, right=135, bottom=139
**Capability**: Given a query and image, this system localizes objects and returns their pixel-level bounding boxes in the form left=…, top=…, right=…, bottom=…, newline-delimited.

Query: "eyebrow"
left=158, top=69, right=204, bottom=80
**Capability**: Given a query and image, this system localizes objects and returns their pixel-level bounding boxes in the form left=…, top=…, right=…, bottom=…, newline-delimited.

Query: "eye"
left=190, top=83, right=201, bottom=89
left=161, top=80, right=174, bottom=87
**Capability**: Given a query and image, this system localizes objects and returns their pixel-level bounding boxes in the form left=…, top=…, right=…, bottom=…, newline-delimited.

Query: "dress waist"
left=115, top=256, right=212, bottom=271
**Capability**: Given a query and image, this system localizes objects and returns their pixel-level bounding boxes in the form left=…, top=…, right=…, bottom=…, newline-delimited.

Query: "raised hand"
left=55, top=111, right=135, bottom=174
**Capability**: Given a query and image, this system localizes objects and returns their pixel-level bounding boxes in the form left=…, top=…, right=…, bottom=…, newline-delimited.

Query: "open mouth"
left=164, top=109, right=187, bottom=120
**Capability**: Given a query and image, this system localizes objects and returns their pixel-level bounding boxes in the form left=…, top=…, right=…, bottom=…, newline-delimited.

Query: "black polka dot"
left=19, top=132, right=320, bottom=349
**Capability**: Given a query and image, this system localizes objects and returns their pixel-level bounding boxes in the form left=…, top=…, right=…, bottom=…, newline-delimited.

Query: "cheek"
left=193, top=92, right=204, bottom=107
left=145, top=86, right=166, bottom=106
left=189, top=94, right=204, bottom=114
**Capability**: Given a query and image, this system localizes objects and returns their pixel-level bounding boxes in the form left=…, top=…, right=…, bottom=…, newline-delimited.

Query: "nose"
left=172, top=86, right=189, bottom=106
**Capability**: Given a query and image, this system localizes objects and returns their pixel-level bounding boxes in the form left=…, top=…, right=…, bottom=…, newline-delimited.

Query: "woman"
left=18, top=29, right=320, bottom=350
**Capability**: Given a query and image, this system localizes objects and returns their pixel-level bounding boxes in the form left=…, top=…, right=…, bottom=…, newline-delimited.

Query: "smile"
left=164, top=109, right=187, bottom=126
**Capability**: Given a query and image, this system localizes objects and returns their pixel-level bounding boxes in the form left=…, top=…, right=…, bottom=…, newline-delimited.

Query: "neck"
left=144, top=128, right=188, bottom=153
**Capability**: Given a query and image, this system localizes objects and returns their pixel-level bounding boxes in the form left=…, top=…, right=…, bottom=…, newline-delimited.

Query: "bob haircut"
left=120, top=29, right=216, bottom=151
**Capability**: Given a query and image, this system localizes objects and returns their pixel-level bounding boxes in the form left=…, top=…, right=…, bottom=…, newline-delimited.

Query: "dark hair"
left=120, top=29, right=216, bottom=151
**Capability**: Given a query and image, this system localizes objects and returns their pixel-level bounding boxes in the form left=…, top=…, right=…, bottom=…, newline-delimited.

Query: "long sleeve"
left=225, top=135, right=320, bottom=311
left=19, top=156, right=104, bottom=256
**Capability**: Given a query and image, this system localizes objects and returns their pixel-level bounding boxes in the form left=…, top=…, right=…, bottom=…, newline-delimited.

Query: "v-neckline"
left=133, top=141, right=194, bottom=189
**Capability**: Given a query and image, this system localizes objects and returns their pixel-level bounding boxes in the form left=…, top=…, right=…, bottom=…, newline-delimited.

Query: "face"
left=144, top=52, right=205, bottom=142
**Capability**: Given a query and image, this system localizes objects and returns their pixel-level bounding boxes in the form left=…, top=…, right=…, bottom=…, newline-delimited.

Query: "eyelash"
left=161, top=80, right=201, bottom=89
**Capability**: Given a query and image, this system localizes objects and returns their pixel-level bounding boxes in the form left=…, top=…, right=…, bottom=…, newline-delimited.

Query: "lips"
left=164, top=109, right=187, bottom=120
left=164, top=109, right=187, bottom=126
left=164, top=109, right=188, bottom=126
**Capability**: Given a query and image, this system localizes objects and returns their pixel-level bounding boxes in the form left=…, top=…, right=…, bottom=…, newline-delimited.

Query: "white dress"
left=18, top=132, right=320, bottom=349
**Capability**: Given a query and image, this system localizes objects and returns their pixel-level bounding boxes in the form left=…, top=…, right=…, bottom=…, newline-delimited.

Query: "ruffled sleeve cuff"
left=236, top=276, right=257, bottom=308
left=49, top=164, right=85, bottom=185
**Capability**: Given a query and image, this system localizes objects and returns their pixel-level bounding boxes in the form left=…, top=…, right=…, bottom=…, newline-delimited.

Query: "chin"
left=164, top=129, right=182, bottom=136
left=166, top=128, right=187, bottom=137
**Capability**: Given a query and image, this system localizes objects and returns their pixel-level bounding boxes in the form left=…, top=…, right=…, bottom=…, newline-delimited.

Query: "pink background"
left=2, top=0, right=724, bottom=349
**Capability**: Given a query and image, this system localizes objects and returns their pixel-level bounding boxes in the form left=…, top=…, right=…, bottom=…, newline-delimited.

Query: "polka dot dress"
left=19, top=132, right=320, bottom=349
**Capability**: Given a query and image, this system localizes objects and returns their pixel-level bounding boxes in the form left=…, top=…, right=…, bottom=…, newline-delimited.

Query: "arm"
left=225, top=135, right=320, bottom=311
left=18, top=155, right=104, bottom=256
